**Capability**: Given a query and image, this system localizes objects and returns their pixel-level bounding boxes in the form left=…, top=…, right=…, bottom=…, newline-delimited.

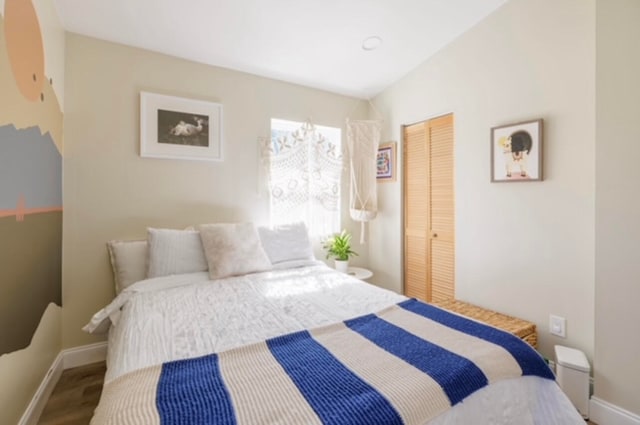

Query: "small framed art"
left=140, top=92, right=223, bottom=161
left=376, top=142, right=397, bottom=182
left=491, top=119, right=543, bottom=182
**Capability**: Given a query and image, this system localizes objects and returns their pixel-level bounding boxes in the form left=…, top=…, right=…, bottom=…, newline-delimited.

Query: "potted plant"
left=323, top=230, right=358, bottom=272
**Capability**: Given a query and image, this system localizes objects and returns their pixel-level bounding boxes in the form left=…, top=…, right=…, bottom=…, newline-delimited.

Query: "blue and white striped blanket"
left=92, top=299, right=553, bottom=425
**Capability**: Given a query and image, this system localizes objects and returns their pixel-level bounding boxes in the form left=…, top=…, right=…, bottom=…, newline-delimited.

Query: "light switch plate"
left=549, top=314, right=566, bottom=338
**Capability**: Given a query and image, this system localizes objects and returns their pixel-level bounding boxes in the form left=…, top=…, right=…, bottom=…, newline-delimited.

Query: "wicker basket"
left=432, top=299, right=538, bottom=348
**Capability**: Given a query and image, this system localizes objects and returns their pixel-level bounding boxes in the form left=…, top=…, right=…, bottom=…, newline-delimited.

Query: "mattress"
left=86, top=263, right=584, bottom=424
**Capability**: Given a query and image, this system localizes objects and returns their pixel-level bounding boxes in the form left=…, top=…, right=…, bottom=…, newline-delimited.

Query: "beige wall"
left=62, top=34, right=368, bottom=348
left=370, top=0, right=595, bottom=362
left=595, top=0, right=640, bottom=416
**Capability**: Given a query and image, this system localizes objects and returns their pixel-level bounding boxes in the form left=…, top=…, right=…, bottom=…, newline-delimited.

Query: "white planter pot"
left=334, top=260, right=349, bottom=273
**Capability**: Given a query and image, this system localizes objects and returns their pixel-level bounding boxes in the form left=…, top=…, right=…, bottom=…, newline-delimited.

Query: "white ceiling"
left=52, top=0, right=507, bottom=99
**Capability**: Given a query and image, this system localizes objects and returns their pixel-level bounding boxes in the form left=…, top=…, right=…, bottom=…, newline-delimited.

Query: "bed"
left=86, top=223, right=584, bottom=425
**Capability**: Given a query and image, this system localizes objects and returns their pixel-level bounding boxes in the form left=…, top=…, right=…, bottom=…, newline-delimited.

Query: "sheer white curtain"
left=266, top=119, right=342, bottom=237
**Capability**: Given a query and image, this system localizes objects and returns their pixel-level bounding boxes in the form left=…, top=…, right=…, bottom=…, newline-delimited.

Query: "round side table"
left=346, top=266, right=373, bottom=281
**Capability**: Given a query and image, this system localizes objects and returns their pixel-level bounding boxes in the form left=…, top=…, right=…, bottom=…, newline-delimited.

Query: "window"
left=267, top=119, right=342, bottom=237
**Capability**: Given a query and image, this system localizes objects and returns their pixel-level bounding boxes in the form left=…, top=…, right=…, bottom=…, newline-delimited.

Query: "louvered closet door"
left=403, top=123, right=429, bottom=301
left=428, top=115, right=454, bottom=302
left=403, top=114, right=454, bottom=302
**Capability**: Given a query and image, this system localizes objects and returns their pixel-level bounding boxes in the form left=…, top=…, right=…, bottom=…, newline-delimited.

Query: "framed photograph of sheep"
left=491, top=119, right=543, bottom=182
left=140, top=92, right=223, bottom=161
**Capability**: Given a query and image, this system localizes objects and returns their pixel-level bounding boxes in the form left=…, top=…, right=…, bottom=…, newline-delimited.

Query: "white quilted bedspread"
left=94, top=263, right=405, bottom=382
left=86, top=264, right=583, bottom=424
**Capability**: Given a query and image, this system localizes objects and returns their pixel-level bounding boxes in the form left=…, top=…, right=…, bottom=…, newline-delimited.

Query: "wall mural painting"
left=0, top=0, right=63, bottom=355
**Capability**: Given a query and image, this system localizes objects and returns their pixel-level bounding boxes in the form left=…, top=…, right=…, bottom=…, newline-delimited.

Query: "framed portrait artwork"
left=140, top=92, right=223, bottom=161
left=491, top=119, right=543, bottom=182
left=376, top=142, right=396, bottom=182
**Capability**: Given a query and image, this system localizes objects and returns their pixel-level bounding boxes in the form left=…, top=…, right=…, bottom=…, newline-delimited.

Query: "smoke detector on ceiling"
left=362, top=36, right=383, bottom=51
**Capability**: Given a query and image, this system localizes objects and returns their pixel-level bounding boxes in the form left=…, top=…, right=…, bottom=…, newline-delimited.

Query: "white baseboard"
left=590, top=397, right=640, bottom=425
left=18, top=342, right=108, bottom=425
left=62, top=341, right=108, bottom=369
left=17, top=352, right=64, bottom=425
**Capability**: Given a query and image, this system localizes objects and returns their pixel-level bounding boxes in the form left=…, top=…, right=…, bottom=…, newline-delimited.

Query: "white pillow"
left=199, top=223, right=272, bottom=279
left=107, top=240, right=148, bottom=294
left=147, top=228, right=208, bottom=278
left=258, top=222, right=315, bottom=265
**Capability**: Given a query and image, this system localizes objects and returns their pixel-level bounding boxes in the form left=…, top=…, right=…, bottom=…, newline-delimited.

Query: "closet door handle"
left=432, top=233, right=438, bottom=238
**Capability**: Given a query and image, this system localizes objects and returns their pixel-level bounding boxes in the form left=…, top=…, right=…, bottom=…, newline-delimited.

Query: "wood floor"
left=38, top=361, right=106, bottom=425
left=38, top=361, right=598, bottom=425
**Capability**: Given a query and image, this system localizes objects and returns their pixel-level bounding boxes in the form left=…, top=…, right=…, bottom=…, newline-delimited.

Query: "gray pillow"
left=107, top=240, right=148, bottom=294
left=146, top=228, right=208, bottom=278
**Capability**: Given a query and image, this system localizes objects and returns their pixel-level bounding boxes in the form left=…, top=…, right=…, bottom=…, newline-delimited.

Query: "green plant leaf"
left=322, top=230, right=358, bottom=261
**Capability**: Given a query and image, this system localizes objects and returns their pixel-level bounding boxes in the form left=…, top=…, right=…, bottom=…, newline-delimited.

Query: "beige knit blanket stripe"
left=91, top=365, right=162, bottom=425
left=310, top=321, right=451, bottom=425
left=380, top=305, right=523, bottom=383
left=218, top=341, right=322, bottom=424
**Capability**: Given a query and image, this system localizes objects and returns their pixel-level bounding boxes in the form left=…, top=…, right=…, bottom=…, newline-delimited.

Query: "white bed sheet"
left=90, top=264, right=583, bottom=424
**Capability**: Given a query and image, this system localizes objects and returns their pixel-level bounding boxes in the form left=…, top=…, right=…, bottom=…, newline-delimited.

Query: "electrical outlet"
left=549, top=314, right=566, bottom=338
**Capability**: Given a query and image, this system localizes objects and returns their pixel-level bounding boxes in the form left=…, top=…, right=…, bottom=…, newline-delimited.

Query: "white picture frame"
left=376, top=142, right=397, bottom=182
left=491, top=118, right=543, bottom=182
left=140, top=92, right=223, bottom=161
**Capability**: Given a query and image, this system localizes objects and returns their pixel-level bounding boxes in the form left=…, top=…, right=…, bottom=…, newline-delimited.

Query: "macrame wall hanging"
left=346, top=119, right=381, bottom=244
